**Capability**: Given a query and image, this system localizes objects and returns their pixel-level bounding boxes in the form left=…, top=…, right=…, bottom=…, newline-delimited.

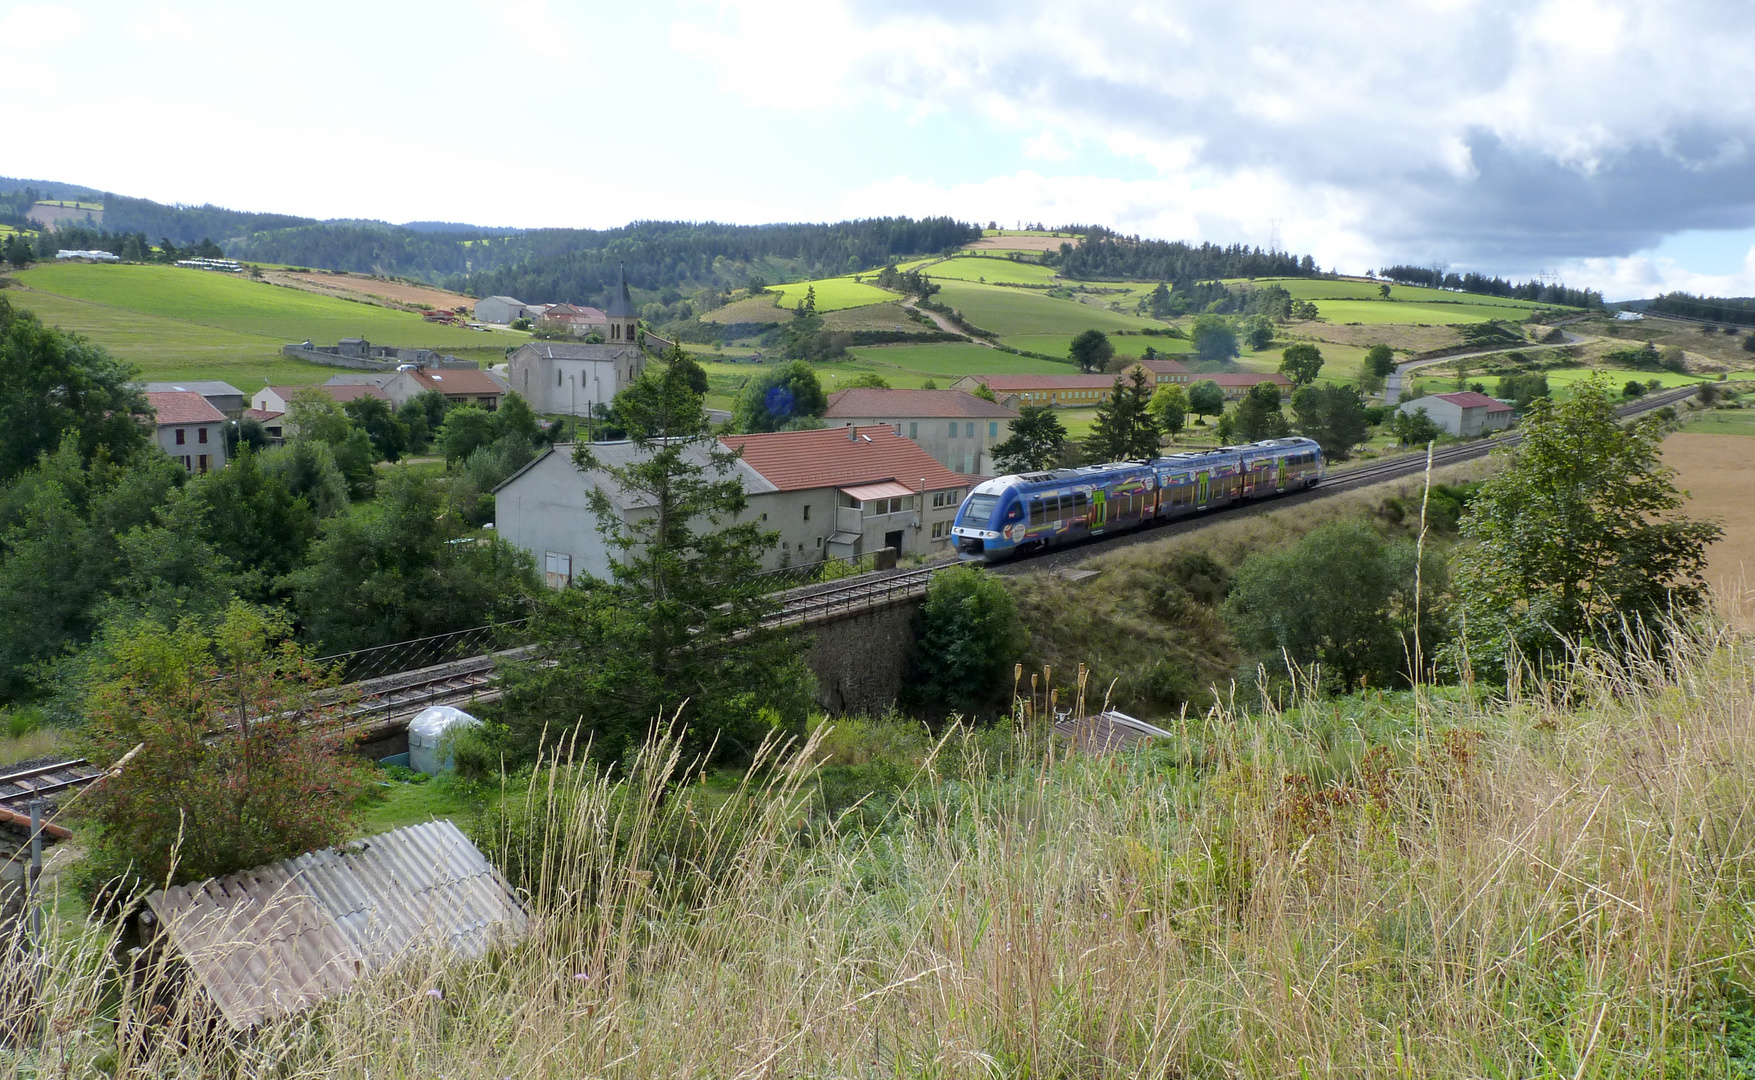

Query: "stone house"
left=144, top=391, right=229, bottom=473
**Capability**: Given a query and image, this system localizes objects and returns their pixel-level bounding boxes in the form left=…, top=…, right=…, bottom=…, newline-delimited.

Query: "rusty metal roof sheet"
left=145, top=820, right=526, bottom=1030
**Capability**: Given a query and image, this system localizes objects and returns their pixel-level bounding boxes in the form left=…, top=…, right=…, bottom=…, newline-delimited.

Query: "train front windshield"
left=960, top=493, right=1000, bottom=527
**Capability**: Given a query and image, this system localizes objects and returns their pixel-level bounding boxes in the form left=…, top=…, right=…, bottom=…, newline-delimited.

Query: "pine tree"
left=1085, top=370, right=1161, bottom=461
left=496, top=365, right=815, bottom=767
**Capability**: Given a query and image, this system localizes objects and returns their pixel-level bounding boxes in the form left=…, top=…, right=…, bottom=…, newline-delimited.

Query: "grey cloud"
left=828, top=0, right=1755, bottom=265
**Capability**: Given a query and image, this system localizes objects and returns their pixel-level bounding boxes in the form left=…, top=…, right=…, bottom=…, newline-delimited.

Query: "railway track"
left=0, top=757, right=105, bottom=820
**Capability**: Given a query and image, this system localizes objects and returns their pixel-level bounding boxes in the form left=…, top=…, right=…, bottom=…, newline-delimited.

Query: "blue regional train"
left=950, top=437, right=1325, bottom=561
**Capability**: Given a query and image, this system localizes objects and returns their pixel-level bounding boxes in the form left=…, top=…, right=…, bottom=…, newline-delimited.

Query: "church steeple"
left=604, top=263, right=638, bottom=345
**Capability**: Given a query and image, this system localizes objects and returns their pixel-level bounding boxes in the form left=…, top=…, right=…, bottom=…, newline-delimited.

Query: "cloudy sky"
left=6, top=0, right=1753, bottom=299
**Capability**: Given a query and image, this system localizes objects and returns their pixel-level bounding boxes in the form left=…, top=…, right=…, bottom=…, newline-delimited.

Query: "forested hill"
left=1378, top=265, right=1603, bottom=309
left=1058, top=227, right=1319, bottom=283
left=441, top=218, right=981, bottom=304
left=1647, top=292, right=1755, bottom=326
left=103, top=195, right=319, bottom=244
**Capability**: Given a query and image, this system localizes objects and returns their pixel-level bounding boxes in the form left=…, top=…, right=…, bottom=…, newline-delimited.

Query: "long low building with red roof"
left=951, top=366, right=1291, bottom=407
left=494, top=424, right=974, bottom=586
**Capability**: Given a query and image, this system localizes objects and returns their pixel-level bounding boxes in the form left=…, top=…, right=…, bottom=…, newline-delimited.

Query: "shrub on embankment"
left=1008, top=463, right=1491, bottom=716
left=13, top=617, right=1755, bottom=1076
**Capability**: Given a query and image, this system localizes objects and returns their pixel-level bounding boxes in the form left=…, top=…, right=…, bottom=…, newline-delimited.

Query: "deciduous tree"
left=0, top=297, right=149, bottom=482
left=1189, top=315, right=1239, bottom=364
left=1451, top=379, right=1721, bottom=678
left=1148, top=383, right=1187, bottom=440
left=78, top=603, right=370, bottom=888
left=732, top=359, right=827, bottom=432
left=906, top=566, right=1026, bottom=715
left=1187, top=379, right=1226, bottom=420
left=1224, top=519, right=1446, bottom=692
left=1068, top=329, right=1115, bottom=373
left=1278, top=342, right=1325, bottom=386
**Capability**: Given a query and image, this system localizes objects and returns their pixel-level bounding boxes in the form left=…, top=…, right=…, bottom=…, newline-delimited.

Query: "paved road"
left=1383, top=320, right=1588, bottom=401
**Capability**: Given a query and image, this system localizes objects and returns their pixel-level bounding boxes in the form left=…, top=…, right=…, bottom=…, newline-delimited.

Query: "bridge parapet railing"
left=314, top=620, right=531, bottom=684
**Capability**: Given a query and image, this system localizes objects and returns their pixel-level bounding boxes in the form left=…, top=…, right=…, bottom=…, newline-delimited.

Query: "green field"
left=764, top=275, right=894, bottom=312
left=934, top=280, right=1162, bottom=345
left=1308, top=298, right=1540, bottom=325
left=1682, top=409, right=1755, bottom=436
left=7, top=263, right=519, bottom=385
left=926, top=256, right=1060, bottom=284
left=1242, top=277, right=1551, bottom=310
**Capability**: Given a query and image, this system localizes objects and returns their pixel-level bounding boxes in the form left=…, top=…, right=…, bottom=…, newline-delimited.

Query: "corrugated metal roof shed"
left=145, top=820, right=527, bottom=1030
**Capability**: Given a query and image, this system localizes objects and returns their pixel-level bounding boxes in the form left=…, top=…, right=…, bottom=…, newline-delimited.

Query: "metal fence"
left=314, top=620, right=530, bottom=684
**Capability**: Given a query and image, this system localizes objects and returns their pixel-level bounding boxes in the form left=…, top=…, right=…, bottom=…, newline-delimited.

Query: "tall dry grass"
left=4, top=616, right=1754, bottom=1078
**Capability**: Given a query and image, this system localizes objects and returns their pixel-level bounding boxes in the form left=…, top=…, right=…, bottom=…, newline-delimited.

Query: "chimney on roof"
left=846, top=423, right=856, bottom=441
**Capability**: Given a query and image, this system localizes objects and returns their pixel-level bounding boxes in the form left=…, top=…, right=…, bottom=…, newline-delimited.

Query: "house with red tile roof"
left=822, top=388, right=1018, bottom=475
left=382, top=366, right=509, bottom=411
left=144, top=391, right=228, bottom=473
left=494, top=425, right=974, bottom=586
left=1396, top=390, right=1514, bottom=436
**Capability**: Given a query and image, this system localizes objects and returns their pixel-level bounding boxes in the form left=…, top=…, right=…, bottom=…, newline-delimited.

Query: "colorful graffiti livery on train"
left=950, top=437, right=1325, bottom=561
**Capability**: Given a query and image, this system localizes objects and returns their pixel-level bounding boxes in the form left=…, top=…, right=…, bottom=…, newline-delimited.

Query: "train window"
left=963, top=493, right=998, bottom=523
left=1073, top=492, right=1088, bottom=511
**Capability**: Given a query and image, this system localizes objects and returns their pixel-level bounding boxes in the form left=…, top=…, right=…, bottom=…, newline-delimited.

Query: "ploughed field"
left=1666, top=428, right=1755, bottom=628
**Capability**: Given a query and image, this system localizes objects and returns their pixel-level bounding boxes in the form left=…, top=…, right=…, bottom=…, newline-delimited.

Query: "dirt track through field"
left=267, top=271, right=475, bottom=311
left=1665, top=432, right=1755, bottom=629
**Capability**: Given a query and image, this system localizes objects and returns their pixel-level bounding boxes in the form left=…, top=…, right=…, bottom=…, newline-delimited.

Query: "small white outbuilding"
left=407, top=705, right=481, bottom=775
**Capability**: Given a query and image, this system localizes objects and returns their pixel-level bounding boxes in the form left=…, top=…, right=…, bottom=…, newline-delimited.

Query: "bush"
left=905, top=566, right=1026, bottom=716
left=76, top=603, right=370, bottom=890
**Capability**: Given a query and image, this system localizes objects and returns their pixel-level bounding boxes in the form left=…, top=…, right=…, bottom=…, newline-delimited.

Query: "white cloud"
left=1558, top=246, right=1755, bottom=303
left=1021, top=131, right=1071, bottom=162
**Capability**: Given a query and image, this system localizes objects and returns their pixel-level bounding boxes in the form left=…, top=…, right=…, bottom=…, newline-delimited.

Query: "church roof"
left=604, top=265, right=637, bottom=319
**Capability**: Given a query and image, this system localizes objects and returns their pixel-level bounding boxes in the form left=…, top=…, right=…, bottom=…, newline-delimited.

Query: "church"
left=504, top=267, right=647, bottom=416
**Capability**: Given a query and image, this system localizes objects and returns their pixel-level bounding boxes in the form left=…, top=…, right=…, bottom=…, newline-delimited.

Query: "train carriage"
left=952, top=438, right=1324, bottom=562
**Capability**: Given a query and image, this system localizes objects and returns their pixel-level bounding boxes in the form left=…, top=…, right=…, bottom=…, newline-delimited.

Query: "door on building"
left=884, top=530, right=904, bottom=553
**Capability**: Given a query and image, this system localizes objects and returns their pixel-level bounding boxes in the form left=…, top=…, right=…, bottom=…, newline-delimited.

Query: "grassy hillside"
left=763, top=275, right=895, bottom=312
left=4, top=263, right=521, bottom=385
left=23, top=622, right=1755, bottom=1076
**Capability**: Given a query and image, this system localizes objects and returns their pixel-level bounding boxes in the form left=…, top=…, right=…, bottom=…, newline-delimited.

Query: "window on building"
left=175, top=428, right=186, bottom=445
left=803, top=504, right=811, bottom=521
left=988, top=422, right=998, bottom=438
left=197, top=427, right=208, bottom=444
left=909, top=422, right=918, bottom=439
left=197, top=455, right=210, bottom=473
left=962, top=453, right=973, bottom=473
left=544, top=551, right=572, bottom=590
left=815, top=536, right=822, bottom=548
left=558, top=369, right=563, bottom=386
left=948, top=422, right=958, bottom=438
left=965, top=422, right=975, bottom=437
